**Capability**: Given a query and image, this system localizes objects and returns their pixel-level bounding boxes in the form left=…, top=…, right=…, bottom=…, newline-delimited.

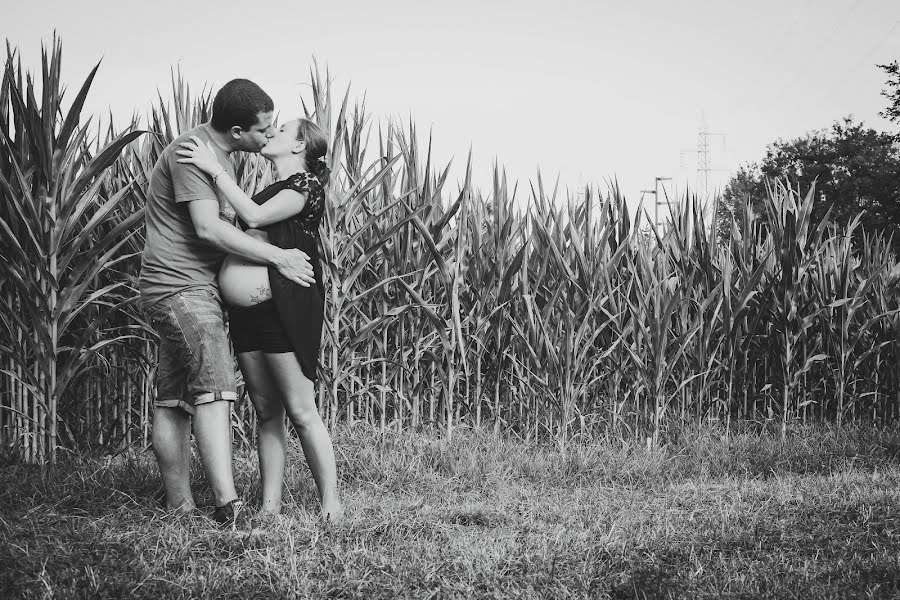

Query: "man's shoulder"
left=170, top=124, right=232, bottom=170
left=152, top=126, right=208, bottom=171
left=168, top=124, right=212, bottom=149
left=147, top=124, right=220, bottom=205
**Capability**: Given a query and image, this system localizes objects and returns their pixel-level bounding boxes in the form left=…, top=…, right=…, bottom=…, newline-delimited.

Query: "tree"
left=718, top=117, right=900, bottom=247
left=879, top=60, right=900, bottom=124
left=716, top=163, right=762, bottom=242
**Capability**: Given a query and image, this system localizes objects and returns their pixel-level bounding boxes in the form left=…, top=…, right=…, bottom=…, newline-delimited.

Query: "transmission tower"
left=683, top=112, right=726, bottom=202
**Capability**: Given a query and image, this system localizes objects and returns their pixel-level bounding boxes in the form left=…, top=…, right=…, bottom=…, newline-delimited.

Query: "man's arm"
left=170, top=145, right=314, bottom=286
left=188, top=198, right=314, bottom=286
left=175, top=137, right=307, bottom=229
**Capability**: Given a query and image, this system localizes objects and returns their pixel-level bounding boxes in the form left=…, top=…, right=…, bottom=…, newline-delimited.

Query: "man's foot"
left=259, top=500, right=282, bottom=515
left=212, top=499, right=246, bottom=530
left=166, top=501, right=198, bottom=514
left=160, top=490, right=196, bottom=513
left=321, top=499, right=343, bottom=523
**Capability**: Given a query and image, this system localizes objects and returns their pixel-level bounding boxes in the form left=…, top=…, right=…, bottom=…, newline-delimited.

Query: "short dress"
left=231, top=171, right=326, bottom=382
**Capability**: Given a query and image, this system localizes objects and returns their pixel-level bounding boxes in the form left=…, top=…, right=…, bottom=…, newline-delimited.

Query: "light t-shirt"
left=139, top=124, right=237, bottom=309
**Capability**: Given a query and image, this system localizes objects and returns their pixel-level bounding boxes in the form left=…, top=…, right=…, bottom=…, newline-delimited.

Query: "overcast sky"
left=3, top=0, right=899, bottom=213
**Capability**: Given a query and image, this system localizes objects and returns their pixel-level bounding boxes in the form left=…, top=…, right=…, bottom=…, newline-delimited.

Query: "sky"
left=3, top=0, right=900, bottom=217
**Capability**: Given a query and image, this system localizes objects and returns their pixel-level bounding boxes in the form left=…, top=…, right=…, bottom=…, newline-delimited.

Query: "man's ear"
left=229, top=126, right=243, bottom=140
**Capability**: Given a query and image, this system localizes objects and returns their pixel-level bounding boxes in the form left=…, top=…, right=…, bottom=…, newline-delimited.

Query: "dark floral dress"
left=247, top=171, right=326, bottom=381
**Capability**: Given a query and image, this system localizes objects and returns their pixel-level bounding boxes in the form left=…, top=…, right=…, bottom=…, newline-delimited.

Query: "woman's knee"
left=251, top=393, right=285, bottom=423
left=286, top=404, right=321, bottom=430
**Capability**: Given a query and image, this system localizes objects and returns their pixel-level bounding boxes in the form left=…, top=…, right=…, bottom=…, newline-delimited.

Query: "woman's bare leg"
left=237, top=351, right=287, bottom=514
left=264, top=352, right=341, bottom=519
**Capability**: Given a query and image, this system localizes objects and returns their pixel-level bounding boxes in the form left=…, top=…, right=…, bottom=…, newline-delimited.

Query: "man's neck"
left=203, top=123, right=238, bottom=154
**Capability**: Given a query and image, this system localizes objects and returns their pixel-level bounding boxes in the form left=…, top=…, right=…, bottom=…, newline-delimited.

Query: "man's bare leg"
left=193, top=400, right=239, bottom=507
left=152, top=406, right=195, bottom=512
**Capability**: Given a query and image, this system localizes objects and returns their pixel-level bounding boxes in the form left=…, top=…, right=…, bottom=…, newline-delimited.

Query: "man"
left=139, top=79, right=314, bottom=525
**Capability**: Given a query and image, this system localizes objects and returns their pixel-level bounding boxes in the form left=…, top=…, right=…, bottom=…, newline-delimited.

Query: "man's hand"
left=273, top=248, right=315, bottom=287
left=188, top=201, right=315, bottom=284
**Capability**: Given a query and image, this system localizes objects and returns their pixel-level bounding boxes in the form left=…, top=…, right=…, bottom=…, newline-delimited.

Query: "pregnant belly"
left=218, top=230, right=273, bottom=307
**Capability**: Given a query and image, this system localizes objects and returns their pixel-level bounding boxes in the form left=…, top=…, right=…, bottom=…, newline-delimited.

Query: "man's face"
left=234, top=111, right=275, bottom=152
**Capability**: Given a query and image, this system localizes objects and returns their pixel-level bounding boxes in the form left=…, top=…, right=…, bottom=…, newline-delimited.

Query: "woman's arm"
left=176, top=136, right=307, bottom=228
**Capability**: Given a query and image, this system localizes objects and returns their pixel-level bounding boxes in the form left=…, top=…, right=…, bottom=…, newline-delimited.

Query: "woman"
left=177, top=118, right=340, bottom=521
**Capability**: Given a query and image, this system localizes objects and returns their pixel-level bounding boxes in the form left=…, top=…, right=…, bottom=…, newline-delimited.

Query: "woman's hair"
left=296, top=119, right=330, bottom=186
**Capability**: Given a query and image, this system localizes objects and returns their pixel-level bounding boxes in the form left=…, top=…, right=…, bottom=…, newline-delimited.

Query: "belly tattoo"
left=249, top=283, right=271, bottom=305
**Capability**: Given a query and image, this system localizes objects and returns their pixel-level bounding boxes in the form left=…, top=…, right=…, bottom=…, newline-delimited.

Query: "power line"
left=824, top=17, right=900, bottom=98
left=761, top=0, right=816, bottom=66
left=817, top=0, right=863, bottom=50
left=766, top=0, right=864, bottom=112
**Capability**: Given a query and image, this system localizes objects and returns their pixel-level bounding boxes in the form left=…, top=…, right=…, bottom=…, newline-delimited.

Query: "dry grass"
left=2, top=423, right=900, bottom=599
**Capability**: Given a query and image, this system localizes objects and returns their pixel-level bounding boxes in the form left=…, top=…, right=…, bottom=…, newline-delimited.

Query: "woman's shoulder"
left=285, top=171, right=322, bottom=192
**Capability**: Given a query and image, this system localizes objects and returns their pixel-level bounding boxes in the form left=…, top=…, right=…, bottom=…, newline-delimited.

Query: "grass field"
left=2, top=424, right=900, bottom=599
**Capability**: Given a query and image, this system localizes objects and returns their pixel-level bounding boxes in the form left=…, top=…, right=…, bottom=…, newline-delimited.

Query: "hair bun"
left=311, top=154, right=331, bottom=185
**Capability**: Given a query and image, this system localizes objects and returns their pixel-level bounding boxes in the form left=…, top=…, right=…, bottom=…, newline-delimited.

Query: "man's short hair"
left=210, top=79, right=274, bottom=133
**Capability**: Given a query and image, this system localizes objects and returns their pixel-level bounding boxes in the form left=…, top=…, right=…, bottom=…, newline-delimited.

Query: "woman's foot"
left=250, top=509, right=282, bottom=531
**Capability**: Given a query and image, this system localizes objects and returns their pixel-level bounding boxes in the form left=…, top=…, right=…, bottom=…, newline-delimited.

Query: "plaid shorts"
left=144, top=288, right=237, bottom=415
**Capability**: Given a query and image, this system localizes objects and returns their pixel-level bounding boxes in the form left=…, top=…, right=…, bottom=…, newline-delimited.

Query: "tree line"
left=718, top=61, right=900, bottom=247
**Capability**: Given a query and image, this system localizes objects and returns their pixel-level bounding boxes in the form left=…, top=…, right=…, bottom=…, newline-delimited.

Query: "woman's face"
left=260, top=119, right=302, bottom=160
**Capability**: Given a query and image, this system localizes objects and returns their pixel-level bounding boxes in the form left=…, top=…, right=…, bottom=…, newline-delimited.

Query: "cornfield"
left=3, top=39, right=900, bottom=462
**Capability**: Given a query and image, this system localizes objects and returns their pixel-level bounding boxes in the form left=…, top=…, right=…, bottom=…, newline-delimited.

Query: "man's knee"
left=152, top=407, right=189, bottom=445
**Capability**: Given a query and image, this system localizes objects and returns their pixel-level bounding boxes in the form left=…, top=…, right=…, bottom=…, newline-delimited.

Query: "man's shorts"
left=144, top=288, right=237, bottom=415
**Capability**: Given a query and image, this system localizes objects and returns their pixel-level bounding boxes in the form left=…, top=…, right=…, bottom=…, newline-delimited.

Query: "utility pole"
left=642, top=176, right=672, bottom=229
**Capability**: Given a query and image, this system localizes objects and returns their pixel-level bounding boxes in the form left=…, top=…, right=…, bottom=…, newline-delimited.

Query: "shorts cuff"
left=194, top=391, right=238, bottom=406
left=155, top=398, right=196, bottom=416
